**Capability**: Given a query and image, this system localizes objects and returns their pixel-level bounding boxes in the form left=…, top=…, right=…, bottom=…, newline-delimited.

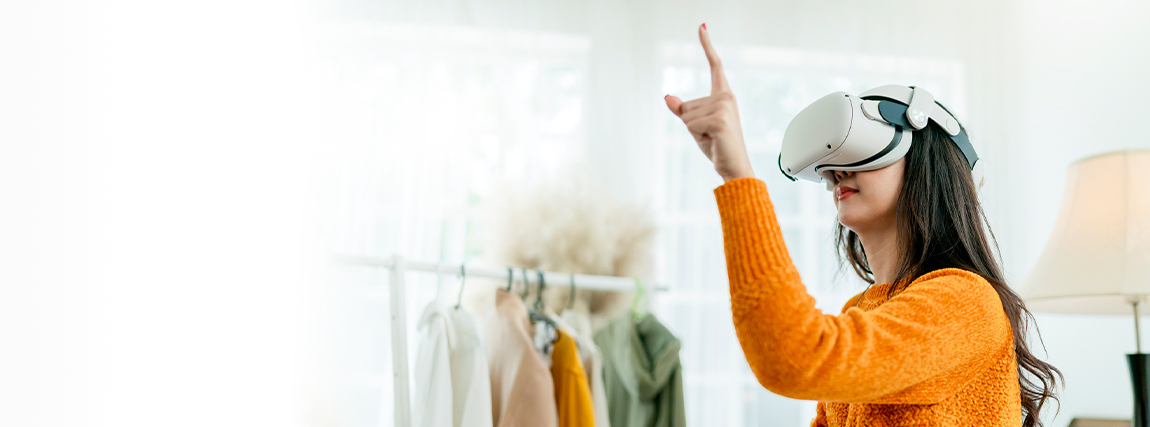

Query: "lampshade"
left=1019, top=150, right=1150, bottom=314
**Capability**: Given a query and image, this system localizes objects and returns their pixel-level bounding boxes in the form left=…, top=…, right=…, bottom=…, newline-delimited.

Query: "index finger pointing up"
left=699, top=24, right=729, bottom=94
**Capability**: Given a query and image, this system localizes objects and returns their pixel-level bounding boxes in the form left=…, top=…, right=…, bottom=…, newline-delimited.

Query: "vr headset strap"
left=874, top=100, right=979, bottom=170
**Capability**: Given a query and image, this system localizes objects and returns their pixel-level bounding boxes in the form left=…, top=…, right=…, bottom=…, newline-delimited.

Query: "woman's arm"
left=715, top=177, right=1013, bottom=403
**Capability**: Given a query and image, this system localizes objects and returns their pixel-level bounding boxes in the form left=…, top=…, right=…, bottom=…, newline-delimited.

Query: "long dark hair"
left=834, top=122, right=1062, bottom=427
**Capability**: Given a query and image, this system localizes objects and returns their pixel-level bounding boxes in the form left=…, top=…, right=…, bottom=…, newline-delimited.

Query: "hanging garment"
left=550, top=329, right=596, bottom=427
left=413, top=301, right=495, bottom=427
left=595, top=313, right=686, bottom=427
left=559, top=309, right=611, bottom=427
left=414, top=302, right=453, bottom=427
left=532, top=318, right=557, bottom=367
left=484, top=290, right=559, bottom=427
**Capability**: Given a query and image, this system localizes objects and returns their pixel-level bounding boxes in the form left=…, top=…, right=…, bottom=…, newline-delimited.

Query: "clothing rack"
left=335, top=254, right=667, bottom=427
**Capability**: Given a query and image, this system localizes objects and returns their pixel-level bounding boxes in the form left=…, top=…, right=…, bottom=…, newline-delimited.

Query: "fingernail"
left=702, top=23, right=707, bottom=30
left=664, top=94, right=670, bottom=99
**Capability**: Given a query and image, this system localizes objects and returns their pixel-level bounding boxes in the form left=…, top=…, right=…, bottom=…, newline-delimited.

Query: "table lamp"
left=1019, top=149, right=1150, bottom=426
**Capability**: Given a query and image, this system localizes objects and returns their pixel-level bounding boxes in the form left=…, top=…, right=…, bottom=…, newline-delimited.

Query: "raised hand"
left=665, top=24, right=754, bottom=182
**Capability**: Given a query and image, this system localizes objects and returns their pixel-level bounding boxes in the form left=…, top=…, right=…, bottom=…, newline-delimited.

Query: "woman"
left=663, top=24, right=1061, bottom=426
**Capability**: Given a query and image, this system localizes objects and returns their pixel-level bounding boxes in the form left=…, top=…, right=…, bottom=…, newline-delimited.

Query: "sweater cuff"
left=713, top=177, right=797, bottom=318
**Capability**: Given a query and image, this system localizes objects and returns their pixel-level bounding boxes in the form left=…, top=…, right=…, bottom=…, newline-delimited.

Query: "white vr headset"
left=778, top=85, right=984, bottom=192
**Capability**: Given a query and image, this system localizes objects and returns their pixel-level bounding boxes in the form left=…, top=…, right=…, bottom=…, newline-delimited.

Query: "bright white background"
left=2, top=0, right=1150, bottom=426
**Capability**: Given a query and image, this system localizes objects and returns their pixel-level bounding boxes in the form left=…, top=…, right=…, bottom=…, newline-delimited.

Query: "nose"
left=834, top=170, right=854, bottom=182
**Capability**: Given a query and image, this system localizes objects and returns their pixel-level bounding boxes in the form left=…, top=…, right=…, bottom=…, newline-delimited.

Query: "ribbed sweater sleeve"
left=713, top=177, right=1012, bottom=403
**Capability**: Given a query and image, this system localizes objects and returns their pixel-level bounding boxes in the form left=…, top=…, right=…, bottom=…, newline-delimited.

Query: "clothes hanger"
left=631, top=277, right=647, bottom=320
left=454, top=262, right=466, bottom=311
left=533, top=270, right=547, bottom=312
left=520, top=268, right=531, bottom=301
left=505, top=267, right=514, bottom=292
left=527, top=270, right=561, bottom=346
left=564, top=273, right=586, bottom=353
left=567, top=273, right=576, bottom=311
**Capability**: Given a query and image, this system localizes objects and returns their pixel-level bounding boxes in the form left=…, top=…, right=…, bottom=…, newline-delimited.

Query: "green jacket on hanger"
left=594, top=313, right=686, bottom=427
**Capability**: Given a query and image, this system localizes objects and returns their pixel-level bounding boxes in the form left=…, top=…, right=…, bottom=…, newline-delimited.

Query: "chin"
left=836, top=210, right=866, bottom=232
left=838, top=206, right=891, bottom=235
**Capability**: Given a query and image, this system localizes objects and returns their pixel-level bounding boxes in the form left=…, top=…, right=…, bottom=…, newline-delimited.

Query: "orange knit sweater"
left=714, top=177, right=1022, bottom=426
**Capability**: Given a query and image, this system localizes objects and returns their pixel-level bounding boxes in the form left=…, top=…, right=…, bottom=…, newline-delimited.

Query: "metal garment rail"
left=334, top=254, right=664, bottom=427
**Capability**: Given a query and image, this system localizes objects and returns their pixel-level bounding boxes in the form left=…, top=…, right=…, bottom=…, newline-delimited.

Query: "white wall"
left=999, top=0, right=1150, bottom=423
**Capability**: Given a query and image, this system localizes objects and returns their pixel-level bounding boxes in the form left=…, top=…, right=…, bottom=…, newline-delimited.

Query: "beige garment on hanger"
left=484, top=290, right=558, bottom=427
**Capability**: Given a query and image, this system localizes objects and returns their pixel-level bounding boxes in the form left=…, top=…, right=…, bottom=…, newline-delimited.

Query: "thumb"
left=664, top=94, right=684, bottom=117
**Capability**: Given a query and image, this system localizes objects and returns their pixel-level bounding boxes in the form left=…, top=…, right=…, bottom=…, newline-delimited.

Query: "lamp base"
left=1129, top=354, right=1150, bottom=427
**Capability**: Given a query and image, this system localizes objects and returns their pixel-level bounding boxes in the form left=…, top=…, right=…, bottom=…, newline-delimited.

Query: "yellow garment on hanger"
left=550, top=330, right=595, bottom=427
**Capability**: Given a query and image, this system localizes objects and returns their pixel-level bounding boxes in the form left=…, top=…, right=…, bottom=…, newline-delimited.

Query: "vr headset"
left=777, top=85, right=984, bottom=192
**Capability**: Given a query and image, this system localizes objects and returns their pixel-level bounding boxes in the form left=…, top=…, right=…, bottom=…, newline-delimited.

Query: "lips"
left=837, top=186, right=858, bottom=201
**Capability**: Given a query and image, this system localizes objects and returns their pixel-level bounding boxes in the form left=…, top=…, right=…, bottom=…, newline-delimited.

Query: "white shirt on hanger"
left=414, top=301, right=494, bottom=427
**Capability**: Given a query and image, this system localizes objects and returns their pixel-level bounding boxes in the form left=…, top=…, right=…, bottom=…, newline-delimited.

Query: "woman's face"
left=831, top=157, right=905, bottom=234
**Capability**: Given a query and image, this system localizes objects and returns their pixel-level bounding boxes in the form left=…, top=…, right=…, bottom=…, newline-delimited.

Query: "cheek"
left=868, top=185, right=900, bottom=215
left=847, top=173, right=902, bottom=219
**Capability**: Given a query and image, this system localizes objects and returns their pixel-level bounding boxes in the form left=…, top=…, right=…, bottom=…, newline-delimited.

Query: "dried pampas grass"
left=475, top=171, right=656, bottom=325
